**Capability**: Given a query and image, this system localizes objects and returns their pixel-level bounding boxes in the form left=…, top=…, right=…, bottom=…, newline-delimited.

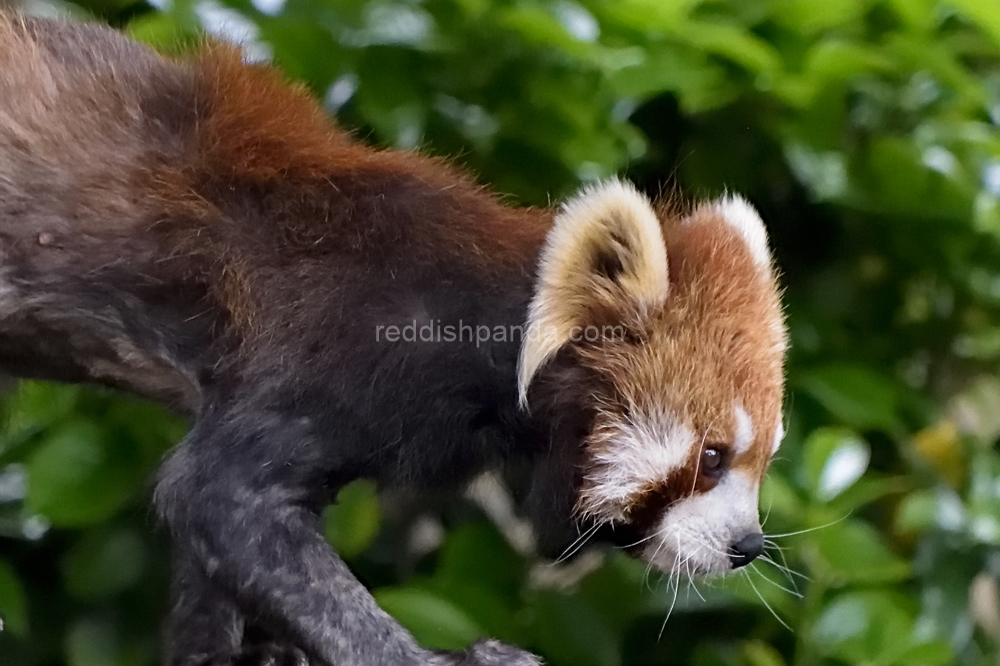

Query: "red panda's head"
left=519, top=181, right=786, bottom=576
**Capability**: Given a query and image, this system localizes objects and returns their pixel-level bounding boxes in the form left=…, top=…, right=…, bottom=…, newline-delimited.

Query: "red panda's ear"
left=706, top=195, right=775, bottom=270
left=518, top=180, right=668, bottom=405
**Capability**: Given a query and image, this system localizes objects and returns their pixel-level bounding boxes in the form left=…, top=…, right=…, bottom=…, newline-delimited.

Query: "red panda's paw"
left=191, top=644, right=310, bottom=666
left=430, top=640, right=542, bottom=666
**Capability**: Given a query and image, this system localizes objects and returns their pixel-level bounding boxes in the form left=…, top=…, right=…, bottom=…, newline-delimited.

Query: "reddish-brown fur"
left=195, top=45, right=548, bottom=257
left=660, top=209, right=784, bottom=476
left=178, top=45, right=551, bottom=341
left=575, top=206, right=785, bottom=521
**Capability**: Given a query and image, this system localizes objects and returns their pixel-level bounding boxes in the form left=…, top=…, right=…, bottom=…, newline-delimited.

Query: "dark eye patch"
left=619, top=440, right=732, bottom=535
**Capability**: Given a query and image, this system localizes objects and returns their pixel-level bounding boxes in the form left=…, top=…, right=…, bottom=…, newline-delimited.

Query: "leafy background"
left=2, top=0, right=1000, bottom=664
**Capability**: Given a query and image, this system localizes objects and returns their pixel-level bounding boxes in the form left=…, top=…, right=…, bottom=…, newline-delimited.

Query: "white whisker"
left=749, top=561, right=803, bottom=599
left=554, top=522, right=601, bottom=564
left=643, top=536, right=667, bottom=592
left=760, top=494, right=774, bottom=529
left=618, top=530, right=659, bottom=551
left=766, top=514, right=849, bottom=539
left=658, top=539, right=684, bottom=641
left=761, top=547, right=810, bottom=585
left=685, top=547, right=707, bottom=602
left=742, top=568, right=791, bottom=631
left=762, top=537, right=789, bottom=553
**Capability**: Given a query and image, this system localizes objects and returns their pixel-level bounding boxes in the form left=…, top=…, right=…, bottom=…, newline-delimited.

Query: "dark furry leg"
left=165, top=545, right=310, bottom=666
left=155, top=412, right=426, bottom=666
left=164, top=546, right=244, bottom=666
left=430, top=640, right=542, bottom=666
left=194, top=644, right=309, bottom=666
left=156, top=408, right=542, bottom=666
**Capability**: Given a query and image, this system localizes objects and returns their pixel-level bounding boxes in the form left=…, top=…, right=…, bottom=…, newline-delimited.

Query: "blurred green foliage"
left=2, top=0, right=1000, bottom=664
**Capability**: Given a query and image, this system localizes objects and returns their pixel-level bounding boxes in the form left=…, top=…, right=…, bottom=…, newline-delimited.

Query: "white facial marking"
left=714, top=195, right=771, bottom=268
left=772, top=421, right=785, bottom=456
left=579, top=413, right=696, bottom=523
left=643, top=470, right=761, bottom=576
left=733, top=403, right=754, bottom=455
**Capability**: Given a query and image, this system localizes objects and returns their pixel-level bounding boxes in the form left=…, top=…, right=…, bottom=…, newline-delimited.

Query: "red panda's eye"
left=700, top=446, right=729, bottom=479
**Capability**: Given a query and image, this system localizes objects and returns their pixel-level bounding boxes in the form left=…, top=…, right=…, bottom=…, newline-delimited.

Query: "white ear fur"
left=517, top=180, right=668, bottom=406
left=713, top=195, right=772, bottom=267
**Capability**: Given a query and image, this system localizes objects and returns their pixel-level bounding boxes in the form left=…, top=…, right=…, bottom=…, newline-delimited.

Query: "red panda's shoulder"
left=193, top=45, right=550, bottom=267
left=195, top=45, right=359, bottom=181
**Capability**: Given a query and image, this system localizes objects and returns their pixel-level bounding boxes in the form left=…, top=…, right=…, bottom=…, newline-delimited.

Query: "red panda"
left=0, top=14, right=787, bottom=666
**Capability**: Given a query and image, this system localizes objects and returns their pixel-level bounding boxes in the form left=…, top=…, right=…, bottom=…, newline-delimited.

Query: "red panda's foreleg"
left=155, top=401, right=542, bottom=666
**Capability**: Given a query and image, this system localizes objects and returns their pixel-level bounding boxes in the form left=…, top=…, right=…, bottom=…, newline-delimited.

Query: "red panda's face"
left=520, top=182, right=786, bottom=576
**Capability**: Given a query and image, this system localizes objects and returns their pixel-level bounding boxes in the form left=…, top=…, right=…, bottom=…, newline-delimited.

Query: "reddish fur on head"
left=520, top=182, right=786, bottom=576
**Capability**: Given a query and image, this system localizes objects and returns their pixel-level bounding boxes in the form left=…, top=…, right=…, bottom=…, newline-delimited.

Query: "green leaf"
left=65, top=617, right=122, bottom=666
left=0, top=383, right=80, bottom=463
left=801, top=427, right=870, bottom=502
left=497, top=7, right=591, bottom=59
left=577, top=553, right=648, bottom=631
left=62, top=528, right=147, bottom=600
left=742, top=640, right=787, bottom=666
left=910, top=539, right=982, bottom=657
left=531, top=589, right=621, bottom=666
left=772, top=0, right=867, bottom=34
left=892, top=640, right=955, bottom=665
left=323, top=480, right=381, bottom=559
left=895, top=489, right=944, bottom=535
left=760, top=472, right=805, bottom=523
left=104, top=400, right=186, bottom=461
left=885, top=0, right=937, bottom=30
left=797, top=365, right=902, bottom=432
left=673, top=21, right=782, bottom=75
left=810, top=520, right=910, bottom=584
left=811, top=591, right=907, bottom=663
left=26, top=421, right=147, bottom=527
left=354, top=48, right=428, bottom=149
left=852, top=136, right=975, bottom=221
left=423, top=578, right=524, bottom=645
left=609, top=44, right=738, bottom=111
left=435, top=523, right=523, bottom=597
left=424, top=523, right=527, bottom=641
left=827, top=475, right=910, bottom=516
left=0, top=558, right=28, bottom=637
left=804, top=40, right=894, bottom=81
left=593, top=0, right=700, bottom=32
left=811, top=590, right=953, bottom=665
left=374, top=587, right=485, bottom=650
left=127, top=12, right=197, bottom=49
left=947, top=0, right=1000, bottom=49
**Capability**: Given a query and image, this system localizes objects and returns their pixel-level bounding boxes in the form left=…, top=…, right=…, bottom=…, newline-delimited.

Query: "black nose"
left=728, top=532, right=765, bottom=569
